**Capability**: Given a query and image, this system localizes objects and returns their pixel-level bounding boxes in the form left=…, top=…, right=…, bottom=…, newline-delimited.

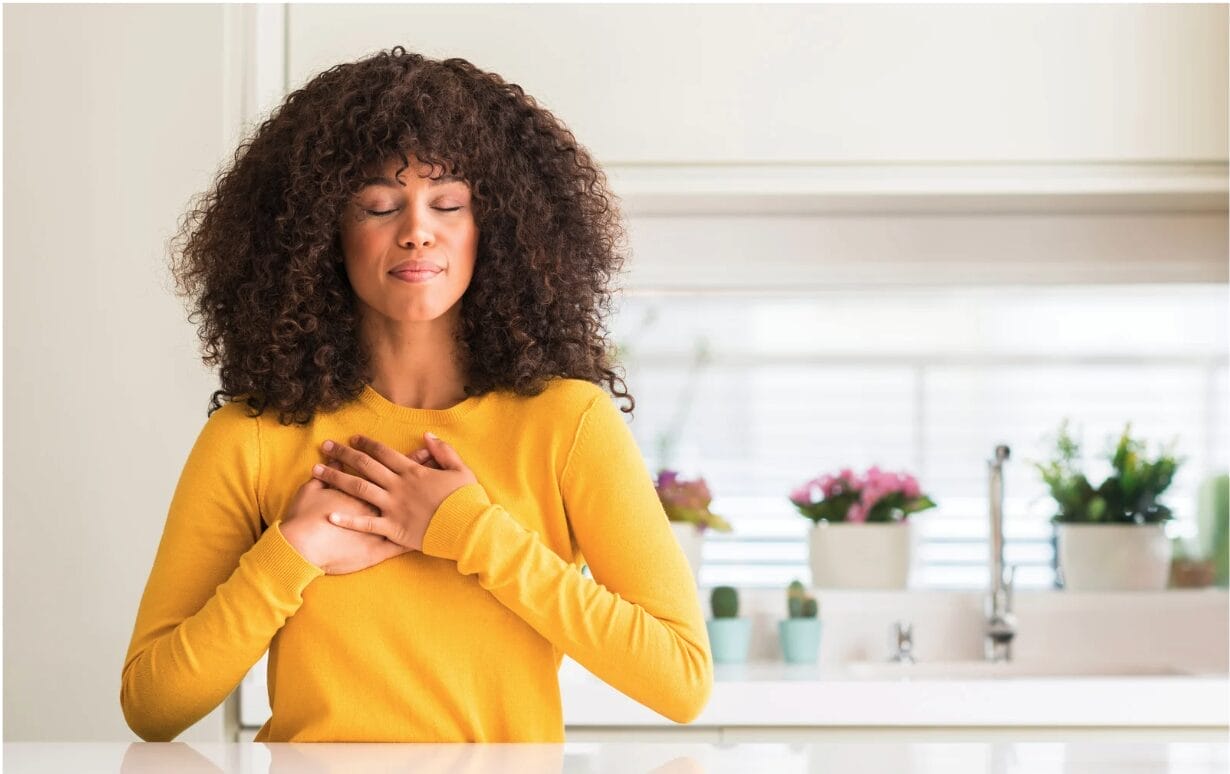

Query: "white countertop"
left=559, top=659, right=1230, bottom=727
left=7, top=741, right=1228, bottom=773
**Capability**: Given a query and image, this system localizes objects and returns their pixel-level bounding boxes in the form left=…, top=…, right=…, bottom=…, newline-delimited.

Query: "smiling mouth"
left=390, top=268, right=442, bottom=284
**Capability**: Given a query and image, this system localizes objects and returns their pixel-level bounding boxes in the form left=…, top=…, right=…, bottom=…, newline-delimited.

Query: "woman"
left=120, top=47, right=712, bottom=742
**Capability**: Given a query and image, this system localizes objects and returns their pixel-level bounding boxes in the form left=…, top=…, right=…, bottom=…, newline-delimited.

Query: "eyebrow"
left=358, top=173, right=465, bottom=189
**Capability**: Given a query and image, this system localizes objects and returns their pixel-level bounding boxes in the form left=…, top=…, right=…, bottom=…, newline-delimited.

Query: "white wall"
left=4, top=4, right=240, bottom=741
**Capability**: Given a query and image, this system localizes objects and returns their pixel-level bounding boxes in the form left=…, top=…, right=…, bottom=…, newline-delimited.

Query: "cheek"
left=458, top=222, right=479, bottom=268
left=340, top=229, right=387, bottom=277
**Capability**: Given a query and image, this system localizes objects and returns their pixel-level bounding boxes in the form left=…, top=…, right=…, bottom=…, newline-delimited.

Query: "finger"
left=329, top=511, right=407, bottom=546
left=348, top=435, right=415, bottom=476
left=308, top=459, right=340, bottom=489
left=312, top=463, right=389, bottom=510
left=422, top=432, right=466, bottom=472
left=405, top=447, right=444, bottom=471
left=322, top=439, right=400, bottom=490
left=317, top=459, right=342, bottom=488
left=410, top=447, right=441, bottom=469
left=328, top=511, right=386, bottom=536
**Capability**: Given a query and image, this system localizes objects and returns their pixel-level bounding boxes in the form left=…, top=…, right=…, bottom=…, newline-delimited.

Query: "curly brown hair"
left=168, top=46, right=634, bottom=426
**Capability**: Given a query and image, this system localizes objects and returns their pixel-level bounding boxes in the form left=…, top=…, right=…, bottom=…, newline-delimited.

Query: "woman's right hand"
left=278, top=459, right=411, bottom=575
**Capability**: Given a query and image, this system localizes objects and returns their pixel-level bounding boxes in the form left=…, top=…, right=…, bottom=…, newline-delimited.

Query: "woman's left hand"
left=312, top=432, right=477, bottom=552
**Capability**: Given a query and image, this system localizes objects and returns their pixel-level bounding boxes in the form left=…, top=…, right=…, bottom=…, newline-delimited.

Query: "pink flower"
left=902, top=475, right=920, bottom=499
left=846, top=503, right=867, bottom=523
left=790, top=483, right=813, bottom=506
left=859, top=487, right=881, bottom=509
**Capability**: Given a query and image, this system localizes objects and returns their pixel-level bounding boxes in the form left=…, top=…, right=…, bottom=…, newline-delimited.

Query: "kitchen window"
left=609, top=283, right=1228, bottom=590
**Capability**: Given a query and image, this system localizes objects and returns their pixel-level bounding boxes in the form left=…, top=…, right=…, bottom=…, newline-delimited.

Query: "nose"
left=396, top=205, right=435, bottom=249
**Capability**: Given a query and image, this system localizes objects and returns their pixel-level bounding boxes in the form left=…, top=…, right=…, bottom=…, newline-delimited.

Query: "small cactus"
left=786, top=578, right=818, bottom=618
left=711, top=586, right=739, bottom=618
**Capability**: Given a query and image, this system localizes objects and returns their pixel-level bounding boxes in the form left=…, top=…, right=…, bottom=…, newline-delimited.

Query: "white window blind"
left=610, top=284, right=1228, bottom=590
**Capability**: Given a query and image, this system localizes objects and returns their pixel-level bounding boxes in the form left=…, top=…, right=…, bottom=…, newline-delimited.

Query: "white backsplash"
left=706, top=588, right=1229, bottom=671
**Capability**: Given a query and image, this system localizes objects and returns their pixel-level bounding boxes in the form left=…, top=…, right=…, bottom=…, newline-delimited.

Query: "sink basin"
left=840, top=660, right=1197, bottom=680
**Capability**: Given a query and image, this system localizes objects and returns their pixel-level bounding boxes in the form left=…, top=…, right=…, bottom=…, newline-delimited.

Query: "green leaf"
left=1087, top=495, right=1106, bottom=522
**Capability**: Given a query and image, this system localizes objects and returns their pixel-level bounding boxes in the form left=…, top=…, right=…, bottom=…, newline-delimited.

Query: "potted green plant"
left=1197, top=473, right=1228, bottom=588
left=789, top=466, right=937, bottom=589
left=778, top=580, right=822, bottom=664
left=705, top=586, right=751, bottom=664
left=655, top=469, right=732, bottom=585
left=1034, top=419, right=1184, bottom=591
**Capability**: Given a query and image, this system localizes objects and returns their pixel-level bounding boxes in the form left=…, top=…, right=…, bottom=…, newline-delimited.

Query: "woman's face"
left=339, top=154, right=478, bottom=327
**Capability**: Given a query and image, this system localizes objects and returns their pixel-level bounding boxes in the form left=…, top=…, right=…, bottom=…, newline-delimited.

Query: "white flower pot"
left=808, top=520, right=918, bottom=589
left=1056, top=523, right=1172, bottom=591
left=670, top=522, right=704, bottom=585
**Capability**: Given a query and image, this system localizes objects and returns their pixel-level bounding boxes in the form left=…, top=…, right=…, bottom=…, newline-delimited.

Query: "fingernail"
left=322, top=440, right=334, bottom=452
left=425, top=431, right=438, bottom=441
left=329, top=513, right=342, bottom=523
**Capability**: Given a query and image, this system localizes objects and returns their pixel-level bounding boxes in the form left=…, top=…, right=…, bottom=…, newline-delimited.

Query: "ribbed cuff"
left=241, top=521, right=326, bottom=596
left=421, top=482, right=493, bottom=561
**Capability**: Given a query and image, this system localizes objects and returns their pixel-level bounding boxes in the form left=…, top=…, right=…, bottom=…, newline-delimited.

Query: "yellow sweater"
left=121, top=378, right=712, bottom=742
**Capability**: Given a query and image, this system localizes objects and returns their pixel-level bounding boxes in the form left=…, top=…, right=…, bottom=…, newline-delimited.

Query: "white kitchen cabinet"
left=285, top=5, right=1226, bottom=165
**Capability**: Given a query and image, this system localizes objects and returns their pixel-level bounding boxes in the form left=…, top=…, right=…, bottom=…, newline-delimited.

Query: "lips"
left=390, top=260, right=443, bottom=274
left=389, top=260, right=443, bottom=284
left=390, top=268, right=441, bottom=284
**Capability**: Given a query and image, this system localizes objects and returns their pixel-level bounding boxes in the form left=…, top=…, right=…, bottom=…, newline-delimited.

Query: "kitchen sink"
left=837, top=660, right=1199, bottom=680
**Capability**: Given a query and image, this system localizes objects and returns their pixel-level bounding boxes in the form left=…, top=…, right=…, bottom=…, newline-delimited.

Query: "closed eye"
left=364, top=207, right=463, bottom=216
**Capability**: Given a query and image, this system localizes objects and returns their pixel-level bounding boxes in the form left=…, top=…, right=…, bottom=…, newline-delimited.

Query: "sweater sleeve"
left=120, top=402, right=324, bottom=741
left=420, top=391, right=713, bottom=724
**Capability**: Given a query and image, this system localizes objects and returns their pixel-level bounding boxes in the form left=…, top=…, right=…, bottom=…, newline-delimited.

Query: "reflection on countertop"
left=3, top=741, right=1228, bottom=774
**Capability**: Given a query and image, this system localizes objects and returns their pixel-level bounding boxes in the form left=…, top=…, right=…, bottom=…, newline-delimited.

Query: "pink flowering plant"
left=655, top=469, right=733, bottom=533
left=789, top=466, right=937, bottom=524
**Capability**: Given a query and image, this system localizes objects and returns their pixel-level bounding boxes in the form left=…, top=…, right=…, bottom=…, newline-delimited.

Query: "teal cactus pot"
left=778, top=618, right=822, bottom=664
left=706, top=618, right=752, bottom=664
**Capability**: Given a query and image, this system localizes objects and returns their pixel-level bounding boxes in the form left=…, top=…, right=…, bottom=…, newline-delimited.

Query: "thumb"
left=423, top=432, right=464, bottom=471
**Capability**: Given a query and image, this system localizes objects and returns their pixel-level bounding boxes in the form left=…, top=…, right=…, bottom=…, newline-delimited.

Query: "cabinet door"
left=286, top=4, right=1226, bottom=164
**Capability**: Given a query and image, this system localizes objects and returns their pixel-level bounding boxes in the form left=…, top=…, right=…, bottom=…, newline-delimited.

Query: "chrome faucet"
left=986, top=444, right=1017, bottom=662
left=889, top=621, right=915, bottom=663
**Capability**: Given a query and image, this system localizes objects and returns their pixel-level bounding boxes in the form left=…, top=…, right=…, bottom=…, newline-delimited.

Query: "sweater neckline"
left=357, top=383, right=488, bottom=424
